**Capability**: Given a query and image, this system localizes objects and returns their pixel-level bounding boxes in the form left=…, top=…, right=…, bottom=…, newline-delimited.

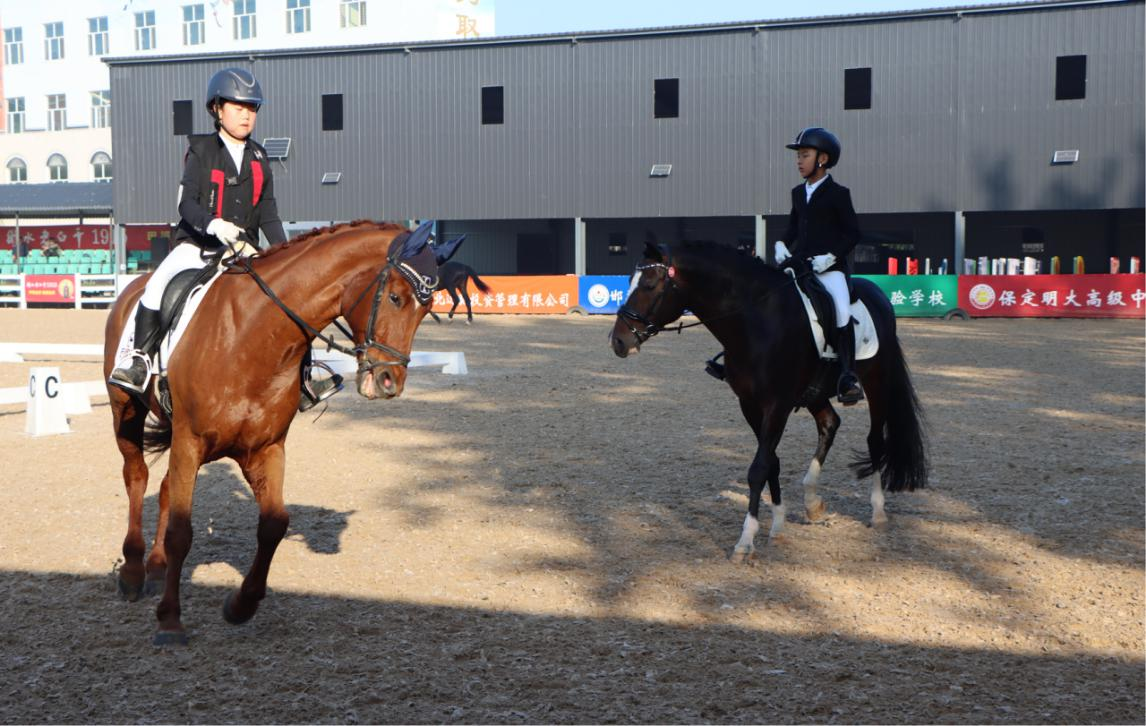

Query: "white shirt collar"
left=219, top=133, right=246, bottom=173
left=805, top=173, right=830, bottom=202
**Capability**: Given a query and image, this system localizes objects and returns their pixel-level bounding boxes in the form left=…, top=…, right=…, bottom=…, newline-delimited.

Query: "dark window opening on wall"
left=481, top=86, right=503, bottom=125
left=173, top=100, right=193, bottom=135
left=844, top=67, right=872, bottom=110
left=654, top=78, right=679, bottom=118
left=322, top=93, right=343, bottom=131
left=1055, top=55, right=1086, bottom=100
left=607, top=232, right=627, bottom=256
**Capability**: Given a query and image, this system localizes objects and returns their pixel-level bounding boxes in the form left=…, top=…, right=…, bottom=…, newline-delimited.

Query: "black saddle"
left=157, top=261, right=221, bottom=345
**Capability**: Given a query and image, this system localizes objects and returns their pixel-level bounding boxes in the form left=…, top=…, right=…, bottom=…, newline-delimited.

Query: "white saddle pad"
left=795, top=285, right=879, bottom=361
left=114, top=267, right=226, bottom=376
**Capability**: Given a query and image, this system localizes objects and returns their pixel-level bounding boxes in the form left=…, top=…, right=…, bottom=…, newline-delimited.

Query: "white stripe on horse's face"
left=626, top=272, right=640, bottom=301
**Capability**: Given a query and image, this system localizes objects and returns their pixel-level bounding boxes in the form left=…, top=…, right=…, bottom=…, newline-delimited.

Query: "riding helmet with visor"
left=206, top=68, right=264, bottom=116
left=786, top=127, right=841, bottom=169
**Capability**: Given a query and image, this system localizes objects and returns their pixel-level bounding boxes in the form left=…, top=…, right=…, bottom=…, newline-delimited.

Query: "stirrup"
left=704, top=352, right=726, bottom=381
left=299, top=361, right=344, bottom=412
left=108, top=352, right=152, bottom=395
left=836, top=375, right=864, bottom=406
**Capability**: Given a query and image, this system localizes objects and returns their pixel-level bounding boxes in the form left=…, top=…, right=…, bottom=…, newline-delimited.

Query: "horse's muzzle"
left=609, top=327, right=638, bottom=358
left=357, top=367, right=403, bottom=400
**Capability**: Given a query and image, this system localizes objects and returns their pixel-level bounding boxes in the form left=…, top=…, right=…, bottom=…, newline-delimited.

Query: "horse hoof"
left=869, top=515, right=889, bottom=530
left=222, top=592, right=255, bottom=625
left=153, top=629, right=189, bottom=647
left=728, top=549, right=756, bottom=565
left=805, top=499, right=826, bottom=522
left=117, top=577, right=143, bottom=602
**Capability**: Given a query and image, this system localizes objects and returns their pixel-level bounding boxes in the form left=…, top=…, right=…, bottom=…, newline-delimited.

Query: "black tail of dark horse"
left=852, top=334, right=929, bottom=492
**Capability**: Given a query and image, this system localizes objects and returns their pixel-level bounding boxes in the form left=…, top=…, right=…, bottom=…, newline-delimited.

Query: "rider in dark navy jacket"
left=707, top=127, right=864, bottom=405
left=110, top=68, right=339, bottom=411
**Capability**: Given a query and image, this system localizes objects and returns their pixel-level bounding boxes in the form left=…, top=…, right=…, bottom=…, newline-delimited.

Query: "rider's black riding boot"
left=705, top=351, right=727, bottom=381
left=110, top=305, right=163, bottom=393
left=836, top=321, right=864, bottom=406
left=298, top=350, right=345, bottom=412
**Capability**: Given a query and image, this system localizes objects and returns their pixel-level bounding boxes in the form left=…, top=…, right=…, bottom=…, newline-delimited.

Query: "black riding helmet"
left=205, top=68, right=264, bottom=116
left=786, top=127, right=841, bottom=169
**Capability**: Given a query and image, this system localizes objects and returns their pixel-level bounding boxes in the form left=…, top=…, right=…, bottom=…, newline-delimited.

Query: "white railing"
left=0, top=273, right=135, bottom=309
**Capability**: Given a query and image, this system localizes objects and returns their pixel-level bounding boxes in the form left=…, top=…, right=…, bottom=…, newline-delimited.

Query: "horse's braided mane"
left=673, top=240, right=784, bottom=292
left=256, top=219, right=407, bottom=260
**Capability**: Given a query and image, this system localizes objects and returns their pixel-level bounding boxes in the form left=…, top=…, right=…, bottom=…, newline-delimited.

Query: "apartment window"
left=654, top=78, right=678, bottom=119
left=91, top=90, right=111, bottom=129
left=183, top=5, right=206, bottom=46
left=47, top=94, right=66, bottom=131
left=286, top=0, right=311, bottom=34
left=845, top=67, right=872, bottom=110
left=88, top=17, right=109, bottom=56
left=44, top=22, right=65, bottom=60
left=135, top=10, right=157, bottom=50
left=4, top=28, right=24, bottom=65
left=341, top=0, right=367, bottom=27
left=7, top=158, right=27, bottom=183
left=47, top=154, right=68, bottom=182
left=6, top=98, right=25, bottom=134
left=234, top=0, right=257, bottom=39
left=481, top=86, right=503, bottom=125
left=321, top=94, right=343, bottom=131
left=1056, top=55, right=1086, bottom=100
left=607, top=233, right=628, bottom=256
left=173, top=100, right=194, bottom=135
left=92, top=152, right=112, bottom=182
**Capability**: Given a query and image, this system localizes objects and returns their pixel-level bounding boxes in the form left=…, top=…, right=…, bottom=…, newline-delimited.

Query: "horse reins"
left=617, top=260, right=810, bottom=344
left=228, top=254, right=412, bottom=375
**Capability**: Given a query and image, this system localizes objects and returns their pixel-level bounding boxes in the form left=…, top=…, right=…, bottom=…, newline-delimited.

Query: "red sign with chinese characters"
left=25, top=274, right=77, bottom=304
left=959, top=275, right=1146, bottom=318
left=430, top=275, right=579, bottom=315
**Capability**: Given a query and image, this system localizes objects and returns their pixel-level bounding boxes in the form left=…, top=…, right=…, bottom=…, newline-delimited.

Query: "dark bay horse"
left=428, top=260, right=490, bottom=324
left=103, top=220, right=461, bottom=644
left=609, top=241, right=927, bottom=561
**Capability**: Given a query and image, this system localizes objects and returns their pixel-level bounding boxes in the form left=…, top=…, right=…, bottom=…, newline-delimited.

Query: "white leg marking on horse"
left=733, top=512, right=759, bottom=555
left=870, top=478, right=888, bottom=528
left=768, top=502, right=787, bottom=542
left=803, top=458, right=824, bottom=520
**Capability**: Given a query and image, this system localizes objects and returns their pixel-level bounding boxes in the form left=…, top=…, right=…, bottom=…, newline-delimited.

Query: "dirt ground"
left=0, top=308, right=1141, bottom=724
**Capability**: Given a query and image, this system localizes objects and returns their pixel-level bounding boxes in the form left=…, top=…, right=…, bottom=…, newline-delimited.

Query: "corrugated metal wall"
left=111, top=0, right=1144, bottom=225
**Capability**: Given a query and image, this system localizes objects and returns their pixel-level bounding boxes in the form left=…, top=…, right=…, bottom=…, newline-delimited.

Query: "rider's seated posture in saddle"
left=109, top=68, right=341, bottom=412
left=706, top=126, right=864, bottom=405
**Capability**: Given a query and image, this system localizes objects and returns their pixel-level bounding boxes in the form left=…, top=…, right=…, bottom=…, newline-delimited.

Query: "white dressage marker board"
left=25, top=367, right=71, bottom=436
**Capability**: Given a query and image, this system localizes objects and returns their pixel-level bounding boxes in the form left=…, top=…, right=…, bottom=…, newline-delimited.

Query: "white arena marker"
left=25, top=367, right=70, bottom=437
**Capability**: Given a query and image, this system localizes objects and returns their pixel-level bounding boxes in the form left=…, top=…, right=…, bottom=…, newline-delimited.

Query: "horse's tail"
left=852, top=334, right=929, bottom=492
left=142, top=415, right=173, bottom=455
left=469, top=271, right=491, bottom=293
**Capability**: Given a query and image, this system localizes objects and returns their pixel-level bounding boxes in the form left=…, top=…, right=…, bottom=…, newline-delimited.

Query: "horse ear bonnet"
left=389, top=221, right=440, bottom=305
left=643, top=240, right=663, bottom=262
left=432, top=234, right=466, bottom=265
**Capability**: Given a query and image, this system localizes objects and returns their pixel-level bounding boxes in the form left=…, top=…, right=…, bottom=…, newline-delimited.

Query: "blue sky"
left=493, top=0, right=955, bottom=36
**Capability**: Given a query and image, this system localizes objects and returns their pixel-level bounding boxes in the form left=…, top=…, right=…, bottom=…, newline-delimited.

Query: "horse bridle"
left=231, top=254, right=416, bottom=376
left=617, top=259, right=810, bottom=344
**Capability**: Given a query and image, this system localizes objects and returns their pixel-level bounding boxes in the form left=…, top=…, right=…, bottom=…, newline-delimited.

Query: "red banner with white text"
left=958, top=275, right=1146, bottom=318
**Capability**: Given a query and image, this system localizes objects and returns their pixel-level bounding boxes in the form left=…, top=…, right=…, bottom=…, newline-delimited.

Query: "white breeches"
left=818, top=270, right=851, bottom=327
left=139, top=244, right=209, bottom=310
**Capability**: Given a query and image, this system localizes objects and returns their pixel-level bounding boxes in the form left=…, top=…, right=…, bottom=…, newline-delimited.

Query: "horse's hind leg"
left=859, top=368, right=890, bottom=528
left=447, top=288, right=461, bottom=320
left=112, top=393, right=150, bottom=601
left=224, top=442, right=289, bottom=626
left=459, top=280, right=474, bottom=323
left=802, top=401, right=841, bottom=522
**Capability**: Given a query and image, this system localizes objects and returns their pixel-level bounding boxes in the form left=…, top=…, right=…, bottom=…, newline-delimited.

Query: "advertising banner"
left=958, top=274, right=1146, bottom=318
left=858, top=275, right=958, bottom=318
left=25, top=274, right=77, bottom=304
left=430, top=275, right=579, bottom=315
left=578, top=275, right=630, bottom=314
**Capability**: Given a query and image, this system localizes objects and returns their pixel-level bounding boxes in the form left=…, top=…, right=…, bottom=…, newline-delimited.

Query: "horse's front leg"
left=153, top=432, right=203, bottom=646
left=731, top=403, right=791, bottom=563
left=112, top=394, right=150, bottom=601
left=224, top=442, right=288, bottom=625
left=802, top=401, right=841, bottom=522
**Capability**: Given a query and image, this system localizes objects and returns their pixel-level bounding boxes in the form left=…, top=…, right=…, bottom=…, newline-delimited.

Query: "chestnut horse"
left=103, top=220, right=461, bottom=645
left=609, top=241, right=927, bottom=561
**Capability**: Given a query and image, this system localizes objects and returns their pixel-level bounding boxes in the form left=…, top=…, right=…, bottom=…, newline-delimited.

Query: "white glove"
left=207, top=218, right=244, bottom=246
left=810, top=253, right=836, bottom=274
left=222, top=240, right=259, bottom=260
left=774, top=241, right=791, bottom=265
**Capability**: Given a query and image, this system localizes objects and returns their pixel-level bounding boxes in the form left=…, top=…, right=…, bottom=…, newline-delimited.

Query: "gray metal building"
left=108, top=0, right=1145, bottom=275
